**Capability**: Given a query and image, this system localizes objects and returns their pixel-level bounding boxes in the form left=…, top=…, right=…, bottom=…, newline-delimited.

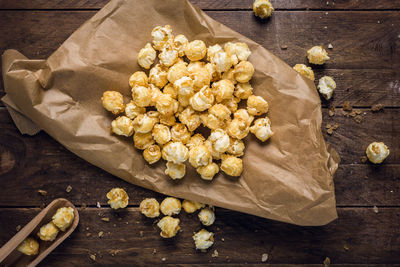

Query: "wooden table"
left=0, top=0, right=399, bottom=265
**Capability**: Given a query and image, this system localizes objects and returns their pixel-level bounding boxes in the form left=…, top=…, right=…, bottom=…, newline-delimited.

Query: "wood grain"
left=0, top=207, right=399, bottom=265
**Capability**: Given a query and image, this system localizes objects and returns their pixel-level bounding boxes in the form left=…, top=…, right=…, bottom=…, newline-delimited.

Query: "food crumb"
left=261, top=253, right=269, bottom=262
left=280, top=44, right=288, bottom=50
left=344, top=244, right=350, bottom=251
left=66, top=185, right=72, bottom=193
left=328, top=106, right=335, bottom=117
left=212, top=250, right=219, bottom=258
left=119, top=238, right=127, bottom=242
left=360, top=156, right=368, bottom=163
left=226, top=256, right=231, bottom=262
left=324, top=257, right=331, bottom=267
left=113, top=224, right=117, bottom=227
left=98, top=231, right=104, bottom=238
left=86, top=233, right=91, bottom=237
left=161, top=257, right=166, bottom=261
left=343, top=101, right=352, bottom=112
left=140, top=231, right=144, bottom=237
left=153, top=249, right=157, bottom=254
left=16, top=225, right=21, bottom=231
left=97, top=202, right=101, bottom=208
left=371, top=104, right=384, bottom=112
left=90, top=254, right=96, bottom=261
left=109, top=249, right=122, bottom=256
left=38, top=189, right=47, bottom=196
left=221, top=237, right=225, bottom=242
left=328, top=43, right=333, bottom=49
left=101, top=217, right=110, bottom=222
left=373, top=206, right=379, bottom=213
left=81, top=203, right=87, bottom=210
left=354, top=115, right=362, bottom=123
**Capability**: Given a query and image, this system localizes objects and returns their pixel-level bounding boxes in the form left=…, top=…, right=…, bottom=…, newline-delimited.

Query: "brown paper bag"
left=1, top=0, right=340, bottom=226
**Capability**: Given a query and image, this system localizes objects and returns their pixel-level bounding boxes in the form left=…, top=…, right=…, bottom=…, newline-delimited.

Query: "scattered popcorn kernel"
left=227, top=118, right=249, bottom=139
left=221, top=154, right=243, bottom=176
left=227, top=138, right=245, bottom=156
left=178, top=107, right=202, bottom=132
left=247, top=95, right=269, bottom=116
left=189, top=66, right=211, bottom=89
left=133, top=113, right=158, bottom=133
left=152, top=124, right=171, bottom=145
left=212, top=51, right=233, bottom=73
left=134, top=132, right=155, bottom=150
left=253, top=0, right=274, bottom=19
left=125, top=101, right=146, bottom=120
left=111, top=116, right=134, bottom=137
left=221, top=68, right=237, bottom=85
left=107, top=188, right=129, bottom=209
left=234, top=109, right=254, bottom=126
left=17, top=237, right=39, bottom=256
left=234, top=61, right=254, bottom=83
left=102, top=91, right=125, bottom=115
left=174, top=76, right=194, bottom=96
left=159, top=42, right=179, bottom=67
left=190, top=86, right=215, bottom=111
left=171, top=123, right=192, bottom=144
left=160, top=197, right=181, bottom=216
left=293, top=64, right=315, bottom=81
left=162, top=141, right=189, bottom=164
left=129, top=71, right=148, bottom=88
left=151, top=25, right=173, bottom=51
left=209, top=129, right=230, bottom=153
left=221, top=96, right=239, bottom=113
left=193, top=229, right=214, bottom=250
left=159, top=114, right=176, bottom=126
left=182, top=200, right=205, bottom=213
left=366, top=142, right=390, bottom=164
left=131, top=85, right=152, bottom=107
left=185, top=40, right=207, bottom=61
left=165, top=161, right=186, bottom=179
left=143, top=145, right=162, bottom=164
left=149, top=64, right=169, bottom=88
left=167, top=60, right=189, bottom=84
left=163, top=83, right=179, bottom=99
left=212, top=79, right=235, bottom=103
left=139, top=198, right=160, bottom=218
left=250, top=117, right=273, bottom=142
left=198, top=208, right=215, bottom=226
left=207, top=44, right=223, bottom=61
left=52, top=207, right=74, bottom=231
left=307, top=46, right=330, bottom=65
left=157, top=216, right=180, bottom=238
left=197, top=162, right=220, bottom=180
left=318, top=76, right=336, bottom=100
left=173, top=34, right=189, bottom=57
left=37, top=222, right=59, bottom=241
left=204, top=140, right=222, bottom=160
left=186, top=133, right=206, bottom=150
left=138, top=43, right=157, bottom=69
left=234, top=83, right=253, bottom=99
left=189, top=144, right=212, bottom=168
left=155, top=93, right=179, bottom=116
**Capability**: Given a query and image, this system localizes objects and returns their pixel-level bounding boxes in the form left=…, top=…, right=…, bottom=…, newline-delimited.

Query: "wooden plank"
left=0, top=207, right=399, bottom=265
left=0, top=109, right=398, bottom=207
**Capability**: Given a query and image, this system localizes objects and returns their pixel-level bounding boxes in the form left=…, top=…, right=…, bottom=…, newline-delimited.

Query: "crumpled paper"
left=1, top=0, right=340, bottom=226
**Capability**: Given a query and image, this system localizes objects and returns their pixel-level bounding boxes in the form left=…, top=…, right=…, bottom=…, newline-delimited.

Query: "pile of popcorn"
left=102, top=25, right=273, bottom=180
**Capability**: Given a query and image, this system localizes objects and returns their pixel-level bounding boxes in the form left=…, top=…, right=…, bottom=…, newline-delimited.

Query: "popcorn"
left=250, top=117, right=274, bottom=142
left=247, top=95, right=269, bottom=116
left=318, top=76, right=336, bottom=100
left=171, top=123, right=192, bottom=144
left=151, top=25, right=173, bottom=51
left=159, top=114, right=176, bottom=126
left=182, top=200, right=205, bottom=213
left=221, top=68, right=237, bottom=85
left=200, top=113, right=223, bottom=130
left=204, top=140, right=222, bottom=160
left=197, top=162, right=220, bottom=180
left=234, top=82, right=253, bottom=99
left=225, top=42, right=251, bottom=62
left=185, top=40, right=207, bottom=61
left=134, top=132, right=155, bottom=150
left=173, top=34, right=189, bottom=57
left=155, top=93, right=179, bottom=116
left=227, top=118, right=250, bottom=139
left=189, top=65, right=211, bottom=89
left=366, top=142, right=390, bottom=164
left=17, top=237, right=39, bottom=255
left=152, top=124, right=171, bottom=145
left=253, top=0, right=274, bottom=19
left=106, top=188, right=129, bottom=209
left=143, top=145, right=162, bottom=164
left=157, top=216, right=180, bottom=238
left=208, top=129, right=230, bottom=153
left=186, top=133, right=206, bottom=150
left=178, top=107, right=201, bottom=132
left=293, top=64, right=315, bottom=81
left=211, top=51, right=233, bottom=73
left=131, top=85, right=152, bottom=107
left=102, top=91, right=125, bottom=115
left=160, top=197, right=181, bottom=216
left=207, top=44, right=223, bottom=61
left=111, top=116, right=134, bottom=137
left=162, top=141, right=189, bottom=164
left=125, top=101, right=146, bottom=120
left=149, top=64, right=169, bottom=88
left=163, top=83, right=179, bottom=99
left=234, top=109, right=254, bottom=126
left=307, top=46, right=330, bottom=65
left=205, top=62, right=221, bottom=82
left=149, top=84, right=163, bottom=106
left=139, top=198, right=160, bottom=218
left=234, top=61, right=255, bottom=83
left=212, top=79, right=235, bottom=103
left=227, top=138, right=245, bottom=156
left=129, top=71, right=148, bottom=88
left=138, top=43, right=157, bottom=69
left=189, top=144, right=212, bottom=168
left=133, top=113, right=158, bottom=133
left=190, top=86, right=215, bottom=111
left=174, top=76, right=194, bottom=96
left=167, top=60, right=189, bottom=83
left=221, top=96, right=239, bottom=113
left=178, top=93, right=193, bottom=108
left=159, top=42, right=179, bottom=67
left=221, top=154, right=243, bottom=176
left=165, top=161, right=186, bottom=179
left=37, top=222, right=59, bottom=241
left=198, top=208, right=215, bottom=226
left=193, top=229, right=214, bottom=250
left=52, top=207, right=74, bottom=231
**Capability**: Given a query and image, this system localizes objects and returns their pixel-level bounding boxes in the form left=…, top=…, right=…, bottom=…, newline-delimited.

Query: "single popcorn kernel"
left=250, top=117, right=274, bottom=142
left=102, top=91, right=124, bottom=115
left=366, top=142, right=390, bottom=164
left=167, top=60, right=189, bottom=83
left=293, top=64, right=315, bottom=81
left=138, top=43, right=157, bottom=69
left=189, top=66, right=211, bottom=89
left=189, top=144, right=212, bottom=168
left=125, top=101, right=146, bottom=120
left=159, top=42, right=179, bottom=67
left=307, top=46, right=330, bottom=65
left=222, top=68, right=237, bottom=85
left=247, top=95, right=269, bottom=116
left=197, top=162, right=219, bottom=180
left=133, top=114, right=158, bottom=133
left=212, top=51, right=233, bottom=73
left=234, top=83, right=253, bottom=99
left=253, top=0, right=274, bottom=19
left=225, top=42, right=251, bottom=62
left=152, top=124, right=171, bottom=145
left=162, top=141, right=189, bottom=164
left=37, top=222, right=59, bottom=241
left=171, top=123, right=192, bottom=144
left=318, top=76, right=336, bottom=100
left=182, top=200, right=205, bottom=213
left=17, top=237, right=39, bottom=256
left=52, top=207, right=74, bottom=231
left=149, top=64, right=169, bottom=88
left=205, top=62, right=221, bottom=82
left=143, top=145, right=162, bottom=164
left=174, top=76, right=194, bottom=97
left=174, top=34, right=189, bottom=57
left=193, top=229, right=214, bottom=250
left=198, top=208, right=215, bottom=226
left=129, top=71, right=148, bottom=88
left=151, top=25, right=173, bottom=51
left=131, top=85, right=152, bottom=107
left=209, top=129, right=230, bottom=153
left=160, top=197, right=181, bottom=216
left=165, top=161, right=186, bottom=179
left=159, top=114, right=176, bottom=126
left=204, top=140, right=222, bottom=160
left=106, top=188, right=129, bottom=209
left=234, top=109, right=254, bottom=126
left=157, top=216, right=180, bottom=238
left=190, top=86, right=215, bottom=111
left=111, top=116, right=134, bottom=137
left=163, top=83, right=179, bottom=99
left=221, top=154, right=243, bottom=177
left=209, top=104, right=232, bottom=123
left=207, top=44, right=223, bottom=61
left=221, top=96, right=239, bottom=113
left=227, top=118, right=250, bottom=139
left=155, top=93, right=179, bottom=116
left=134, top=132, right=154, bottom=150
left=200, top=113, right=224, bottom=130
left=212, top=79, right=235, bottom=103
left=227, top=138, right=245, bottom=157
left=186, top=133, right=206, bottom=150
left=185, top=40, right=207, bottom=61
left=234, top=61, right=255, bottom=83
left=178, top=107, right=201, bottom=132
left=139, top=198, right=160, bottom=218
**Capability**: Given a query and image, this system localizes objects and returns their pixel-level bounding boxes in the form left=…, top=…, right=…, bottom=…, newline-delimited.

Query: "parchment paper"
left=1, top=0, right=340, bottom=226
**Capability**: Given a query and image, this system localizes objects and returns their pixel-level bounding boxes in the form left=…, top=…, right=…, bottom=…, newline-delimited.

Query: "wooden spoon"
left=0, top=198, right=79, bottom=266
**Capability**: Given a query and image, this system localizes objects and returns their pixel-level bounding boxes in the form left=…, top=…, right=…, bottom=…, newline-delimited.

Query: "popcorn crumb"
left=328, top=43, right=333, bottom=49
left=153, top=249, right=157, bottom=254
left=344, top=244, right=350, bottom=251
left=101, top=217, right=110, bottom=222
left=373, top=206, right=379, bottom=213
left=324, top=257, right=331, bottom=267
left=280, top=44, right=287, bottom=50
left=261, top=253, right=269, bottom=262
left=212, top=249, right=219, bottom=258
left=140, top=231, right=144, bottom=237
left=90, top=254, right=96, bottom=261
left=16, top=225, right=21, bottom=231
left=371, top=104, right=384, bottom=112
left=38, top=189, right=47, bottom=196
left=98, top=231, right=104, bottom=238
left=360, top=156, right=368, bottom=163
left=343, top=101, right=352, bottom=112
left=329, top=106, right=335, bottom=116
left=97, top=202, right=101, bottom=208
left=221, top=237, right=225, bottom=242
left=162, top=257, right=166, bottom=261
left=86, top=233, right=91, bottom=237
left=66, top=185, right=72, bottom=193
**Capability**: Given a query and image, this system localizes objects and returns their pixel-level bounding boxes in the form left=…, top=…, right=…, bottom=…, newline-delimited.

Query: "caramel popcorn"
left=212, top=51, right=233, bottom=73
left=178, top=107, right=201, bottom=132
left=159, top=42, right=178, bottom=67
left=221, top=68, right=237, bottom=85
left=182, top=200, right=205, bottom=213
left=129, top=71, right=148, bottom=88
left=307, top=46, right=330, bottom=65
left=143, top=145, right=162, bottom=164
left=227, top=118, right=250, bottom=139
left=209, top=104, right=232, bottom=123
left=159, top=114, right=176, bottom=126
left=52, top=207, right=74, bottom=231
left=125, top=101, right=146, bottom=120
left=221, top=154, right=243, bottom=176
left=133, top=113, right=158, bottom=133
left=102, top=91, right=124, bottom=115
left=225, top=42, right=251, bottom=62
left=186, top=133, right=206, bottom=150
left=205, top=62, right=221, bottom=82
left=139, top=198, right=160, bottom=218
left=234, top=109, right=254, bottom=126
left=106, top=188, right=129, bottom=209
left=171, top=123, right=192, bottom=144
left=293, top=64, right=315, bottom=81
left=253, top=0, right=274, bottom=19
left=198, top=207, right=215, bottom=226
left=162, top=141, right=189, bottom=164
left=138, top=43, right=157, bottom=69
left=173, top=34, right=189, bottom=57
left=204, top=140, right=222, bottom=160
left=134, top=132, right=155, bottom=150
left=190, top=86, right=215, bottom=111
left=151, top=25, right=173, bottom=51
left=167, top=60, right=188, bottom=83
left=165, top=161, right=186, bottom=179
left=247, top=95, right=269, bottom=116
left=155, top=93, right=179, bottom=116
left=160, top=197, right=181, bottom=216
left=163, top=82, right=179, bottom=99
left=197, top=162, right=220, bottom=180
left=207, top=44, right=223, bottom=61
left=221, top=96, right=239, bottom=113
left=189, top=144, right=212, bottom=168
left=157, top=216, right=180, bottom=238
left=148, top=84, right=163, bottom=106
left=37, top=222, right=59, bottom=241
left=212, top=79, right=235, bottom=103
left=193, top=229, right=214, bottom=250
left=152, top=124, right=171, bottom=145
left=318, top=76, right=336, bottom=100
left=366, top=142, right=390, bottom=164
left=250, top=117, right=273, bottom=142
left=111, top=116, right=134, bottom=137
left=227, top=138, right=245, bottom=157
left=185, top=40, right=207, bottom=61
left=17, top=237, right=39, bottom=256
left=234, top=83, right=253, bottom=99
left=149, top=64, right=169, bottom=88
left=208, top=129, right=230, bottom=153
left=131, top=85, right=152, bottom=107
left=189, top=65, right=211, bottom=89
left=234, top=61, right=254, bottom=83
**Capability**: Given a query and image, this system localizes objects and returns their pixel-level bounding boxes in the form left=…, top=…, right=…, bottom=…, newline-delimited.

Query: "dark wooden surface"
left=0, top=0, right=399, bottom=266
